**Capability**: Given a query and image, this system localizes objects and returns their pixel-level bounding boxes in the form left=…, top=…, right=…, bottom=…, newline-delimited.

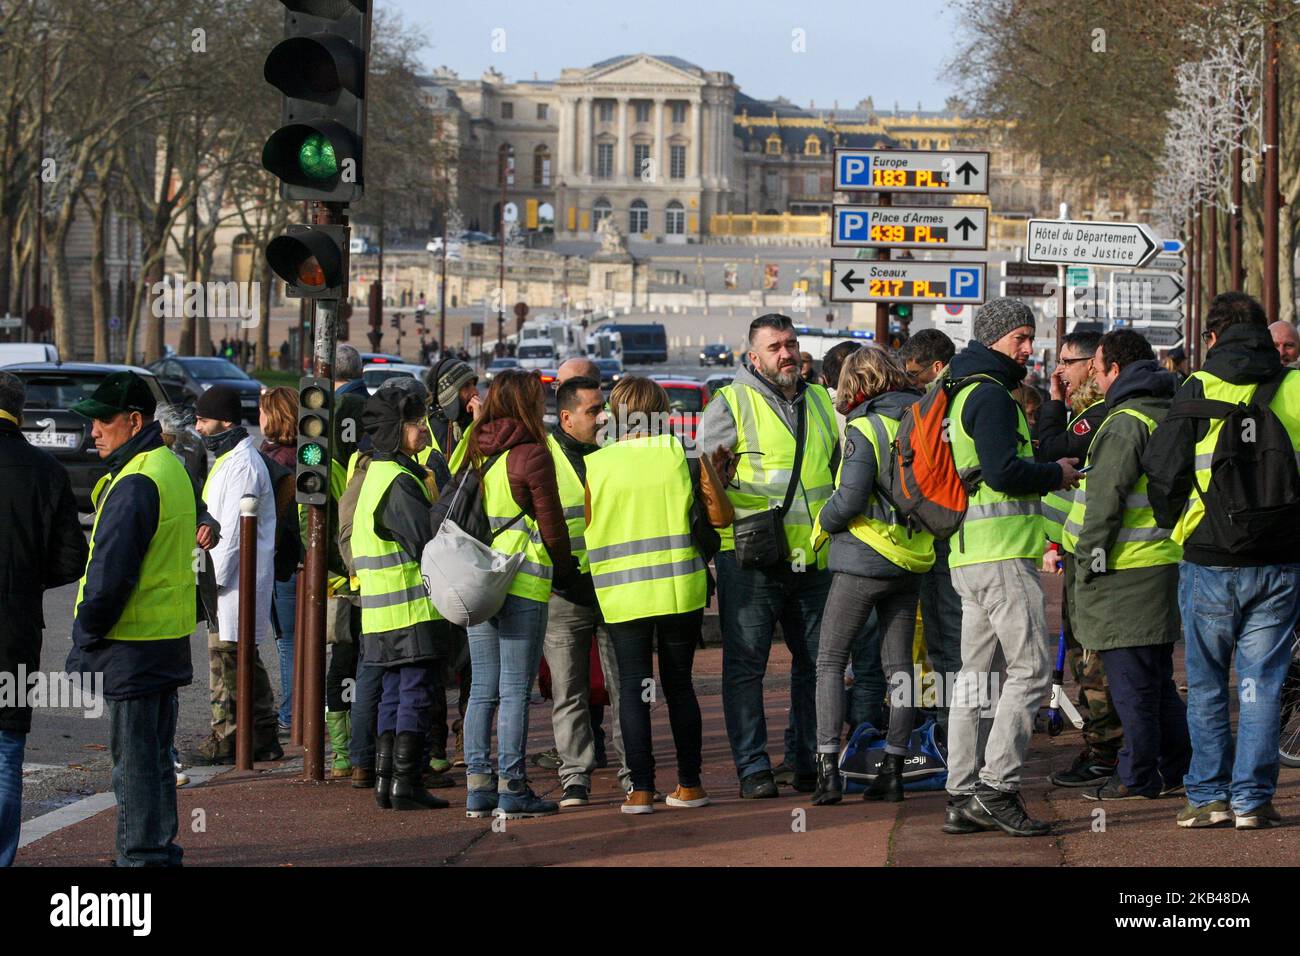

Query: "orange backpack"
left=879, top=374, right=990, bottom=539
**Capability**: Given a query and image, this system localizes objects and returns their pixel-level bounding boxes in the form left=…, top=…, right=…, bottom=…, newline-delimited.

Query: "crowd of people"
left=1, top=290, right=1298, bottom=866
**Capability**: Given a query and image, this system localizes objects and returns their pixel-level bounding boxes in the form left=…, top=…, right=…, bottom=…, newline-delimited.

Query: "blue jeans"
left=465, top=594, right=548, bottom=783
left=109, top=690, right=182, bottom=867
left=1179, top=563, right=1300, bottom=813
left=349, top=656, right=385, bottom=769
left=270, top=574, right=298, bottom=727
left=717, top=551, right=832, bottom=779
left=0, top=730, right=25, bottom=867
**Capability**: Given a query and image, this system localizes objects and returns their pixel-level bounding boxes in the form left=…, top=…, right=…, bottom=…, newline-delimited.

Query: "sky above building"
left=386, top=0, right=961, bottom=111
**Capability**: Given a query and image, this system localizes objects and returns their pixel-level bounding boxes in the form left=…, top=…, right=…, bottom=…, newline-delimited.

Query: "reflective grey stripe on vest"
left=1041, top=502, right=1069, bottom=525
left=1124, top=493, right=1151, bottom=510
left=571, top=536, right=585, bottom=552
left=592, top=556, right=705, bottom=589
left=964, top=500, right=1041, bottom=521
left=804, top=483, right=834, bottom=501
left=588, top=533, right=695, bottom=565
left=1115, top=526, right=1173, bottom=543
left=732, top=386, right=767, bottom=482
left=1194, top=453, right=1213, bottom=471
left=516, top=559, right=553, bottom=580
left=563, top=505, right=585, bottom=520
left=360, top=584, right=428, bottom=610
left=353, top=552, right=409, bottom=571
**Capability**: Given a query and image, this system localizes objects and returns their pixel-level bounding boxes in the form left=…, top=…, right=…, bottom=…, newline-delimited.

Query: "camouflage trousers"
left=1060, top=556, right=1123, bottom=761
left=208, top=631, right=280, bottom=747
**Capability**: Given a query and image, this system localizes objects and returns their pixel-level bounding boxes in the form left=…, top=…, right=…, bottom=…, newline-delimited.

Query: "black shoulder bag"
left=731, top=399, right=806, bottom=570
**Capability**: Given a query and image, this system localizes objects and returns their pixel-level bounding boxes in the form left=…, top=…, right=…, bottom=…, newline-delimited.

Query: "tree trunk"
left=47, top=236, right=74, bottom=355
left=1280, top=201, right=1295, bottom=326
left=257, top=254, right=272, bottom=369
left=87, top=190, right=111, bottom=361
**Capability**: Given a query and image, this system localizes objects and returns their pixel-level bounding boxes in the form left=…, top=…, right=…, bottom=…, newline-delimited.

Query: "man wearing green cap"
left=66, top=371, right=196, bottom=866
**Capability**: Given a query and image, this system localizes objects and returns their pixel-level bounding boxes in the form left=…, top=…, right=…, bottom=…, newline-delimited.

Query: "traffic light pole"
left=874, top=192, right=890, bottom=345
left=301, top=199, right=349, bottom=783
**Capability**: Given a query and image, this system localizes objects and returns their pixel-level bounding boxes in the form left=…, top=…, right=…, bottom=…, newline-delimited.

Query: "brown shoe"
left=665, top=785, right=710, bottom=808
left=330, top=765, right=353, bottom=780
left=191, top=734, right=235, bottom=766
left=351, top=766, right=375, bottom=789
left=422, top=768, right=456, bottom=789
left=621, top=790, right=655, bottom=815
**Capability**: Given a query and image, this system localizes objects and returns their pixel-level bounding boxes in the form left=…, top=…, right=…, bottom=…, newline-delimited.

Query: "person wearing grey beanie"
left=939, top=297, right=1082, bottom=839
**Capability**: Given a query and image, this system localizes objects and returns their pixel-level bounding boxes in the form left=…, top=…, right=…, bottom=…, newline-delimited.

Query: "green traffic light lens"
left=298, top=133, right=338, bottom=180
left=299, top=442, right=325, bottom=467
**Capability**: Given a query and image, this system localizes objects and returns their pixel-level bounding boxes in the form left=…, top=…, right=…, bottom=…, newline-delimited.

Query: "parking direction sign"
left=832, top=204, right=988, bottom=250
left=834, top=149, right=990, bottom=194
left=1026, top=219, right=1160, bottom=268
left=1111, top=272, right=1184, bottom=305
left=830, top=259, right=986, bottom=304
left=1133, top=324, right=1184, bottom=347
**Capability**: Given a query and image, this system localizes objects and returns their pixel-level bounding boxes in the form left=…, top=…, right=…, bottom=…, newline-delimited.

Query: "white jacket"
left=204, top=435, right=276, bottom=644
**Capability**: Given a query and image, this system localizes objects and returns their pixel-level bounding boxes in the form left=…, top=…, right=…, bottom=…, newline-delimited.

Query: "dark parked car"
left=6, top=363, right=170, bottom=512
left=593, top=357, right=624, bottom=390
left=699, top=342, right=734, bottom=367
left=147, top=356, right=262, bottom=423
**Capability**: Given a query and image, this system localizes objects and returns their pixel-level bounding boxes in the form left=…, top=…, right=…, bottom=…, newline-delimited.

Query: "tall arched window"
left=533, top=145, right=551, bottom=186
left=665, top=201, right=685, bottom=235
left=804, top=134, right=821, bottom=156
left=629, top=199, right=648, bottom=234
left=593, top=198, right=612, bottom=226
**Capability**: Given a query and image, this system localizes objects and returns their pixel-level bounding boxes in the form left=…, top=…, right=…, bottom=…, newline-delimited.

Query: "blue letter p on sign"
left=950, top=268, right=979, bottom=300
left=842, top=211, right=865, bottom=240
left=842, top=156, right=866, bottom=186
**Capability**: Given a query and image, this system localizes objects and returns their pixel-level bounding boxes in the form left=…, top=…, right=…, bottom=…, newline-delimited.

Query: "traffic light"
left=267, top=223, right=349, bottom=298
left=261, top=1, right=370, bottom=202
left=889, top=303, right=912, bottom=323
left=296, top=377, right=332, bottom=505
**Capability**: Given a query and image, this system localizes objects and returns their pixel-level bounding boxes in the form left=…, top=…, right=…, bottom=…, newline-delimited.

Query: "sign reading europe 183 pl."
left=830, top=260, right=986, bottom=304
left=832, top=205, right=989, bottom=250
left=834, top=149, right=990, bottom=194
left=1026, top=219, right=1160, bottom=268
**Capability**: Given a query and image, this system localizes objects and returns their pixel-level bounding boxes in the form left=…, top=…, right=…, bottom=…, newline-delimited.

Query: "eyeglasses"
left=1058, top=355, right=1093, bottom=366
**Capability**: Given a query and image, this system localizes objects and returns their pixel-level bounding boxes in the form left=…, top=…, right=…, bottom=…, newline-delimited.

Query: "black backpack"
left=1167, top=370, right=1300, bottom=555
left=257, top=451, right=303, bottom=582
left=430, top=451, right=525, bottom=547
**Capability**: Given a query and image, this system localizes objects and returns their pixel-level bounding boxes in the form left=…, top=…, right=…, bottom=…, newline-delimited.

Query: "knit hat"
left=195, top=384, right=242, bottom=425
left=362, top=385, right=427, bottom=454
left=428, top=359, right=477, bottom=418
left=973, top=297, right=1036, bottom=347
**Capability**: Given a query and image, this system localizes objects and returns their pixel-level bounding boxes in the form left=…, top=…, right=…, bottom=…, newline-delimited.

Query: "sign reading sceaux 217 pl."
left=834, top=149, right=990, bottom=195
left=829, top=260, right=987, bottom=304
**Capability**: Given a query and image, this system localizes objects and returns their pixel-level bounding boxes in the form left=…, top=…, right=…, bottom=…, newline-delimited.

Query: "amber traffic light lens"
left=297, top=257, right=327, bottom=288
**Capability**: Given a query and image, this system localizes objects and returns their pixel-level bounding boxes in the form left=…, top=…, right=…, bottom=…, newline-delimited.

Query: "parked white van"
left=0, top=343, right=59, bottom=366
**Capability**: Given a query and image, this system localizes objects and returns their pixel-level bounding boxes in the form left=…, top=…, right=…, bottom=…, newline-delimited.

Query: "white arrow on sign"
left=1026, top=219, right=1160, bottom=268
left=1133, top=324, right=1184, bottom=347
left=829, top=259, right=986, bottom=304
left=833, top=148, right=989, bottom=194
left=831, top=204, right=988, bottom=250
left=1111, top=272, right=1185, bottom=305
left=1148, top=254, right=1186, bottom=273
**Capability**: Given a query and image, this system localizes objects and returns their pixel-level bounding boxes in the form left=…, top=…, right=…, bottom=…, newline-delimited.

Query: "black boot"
left=375, top=732, right=394, bottom=810
left=863, top=753, right=905, bottom=802
left=390, top=731, right=450, bottom=811
left=811, top=752, right=842, bottom=806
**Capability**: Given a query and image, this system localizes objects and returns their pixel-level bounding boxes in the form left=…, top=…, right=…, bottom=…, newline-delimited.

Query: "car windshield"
left=518, top=345, right=553, bottom=358
left=489, top=359, right=518, bottom=369
left=18, top=373, right=129, bottom=410
left=182, top=358, right=249, bottom=381
left=595, top=359, right=621, bottom=371
left=665, top=387, right=704, bottom=413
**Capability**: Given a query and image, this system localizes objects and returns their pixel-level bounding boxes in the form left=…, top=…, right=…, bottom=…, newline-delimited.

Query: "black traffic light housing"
left=296, top=376, right=332, bottom=505
left=262, top=0, right=370, bottom=202
left=268, top=223, right=349, bottom=299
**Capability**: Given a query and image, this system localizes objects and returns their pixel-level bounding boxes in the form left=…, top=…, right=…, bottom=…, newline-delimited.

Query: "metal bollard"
left=291, top=568, right=305, bottom=747
left=235, top=495, right=258, bottom=771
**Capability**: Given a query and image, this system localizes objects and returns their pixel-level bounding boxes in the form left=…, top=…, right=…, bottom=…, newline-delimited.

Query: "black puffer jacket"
left=0, top=420, right=90, bottom=732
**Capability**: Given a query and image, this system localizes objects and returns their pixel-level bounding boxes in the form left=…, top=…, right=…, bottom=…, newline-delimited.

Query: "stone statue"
left=596, top=215, right=627, bottom=255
